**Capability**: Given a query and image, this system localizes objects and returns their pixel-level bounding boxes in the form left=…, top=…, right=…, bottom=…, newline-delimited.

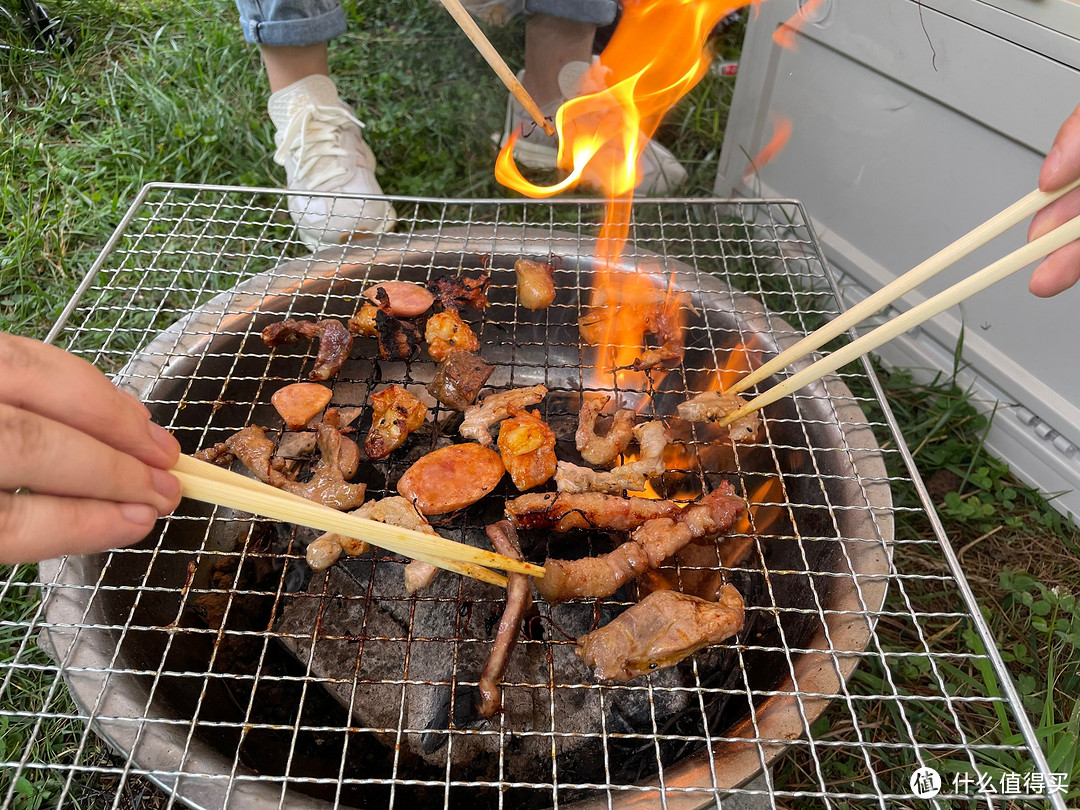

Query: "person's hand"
left=1029, top=102, right=1080, bottom=297
left=0, top=333, right=182, bottom=564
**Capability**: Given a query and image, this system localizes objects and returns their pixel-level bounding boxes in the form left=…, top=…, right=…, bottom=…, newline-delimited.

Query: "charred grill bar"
left=9, top=185, right=1054, bottom=809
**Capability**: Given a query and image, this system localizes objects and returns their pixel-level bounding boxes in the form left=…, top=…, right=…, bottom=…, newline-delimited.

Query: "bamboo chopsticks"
left=718, top=185, right=1080, bottom=428
left=172, top=454, right=544, bottom=588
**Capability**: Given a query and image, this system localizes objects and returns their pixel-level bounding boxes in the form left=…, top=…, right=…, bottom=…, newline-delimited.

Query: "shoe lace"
left=275, top=103, right=368, bottom=188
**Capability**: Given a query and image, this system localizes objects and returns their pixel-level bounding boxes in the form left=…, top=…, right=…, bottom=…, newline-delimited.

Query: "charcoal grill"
left=4, top=184, right=1063, bottom=809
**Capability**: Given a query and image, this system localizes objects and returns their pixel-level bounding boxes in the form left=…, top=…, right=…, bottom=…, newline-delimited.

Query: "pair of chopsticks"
left=717, top=180, right=1080, bottom=427
left=171, top=455, right=544, bottom=588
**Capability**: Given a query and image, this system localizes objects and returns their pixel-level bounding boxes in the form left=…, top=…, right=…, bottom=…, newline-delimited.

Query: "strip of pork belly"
left=505, top=492, right=683, bottom=532
left=575, top=395, right=636, bottom=468
left=459, top=384, right=548, bottom=446
left=478, top=521, right=533, bottom=718
left=534, top=481, right=744, bottom=603
left=555, top=420, right=668, bottom=494
left=306, top=496, right=442, bottom=593
left=575, top=584, right=745, bottom=682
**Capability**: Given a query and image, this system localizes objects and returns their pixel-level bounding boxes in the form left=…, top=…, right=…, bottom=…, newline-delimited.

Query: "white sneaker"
left=268, top=75, right=397, bottom=248
left=499, top=61, right=688, bottom=196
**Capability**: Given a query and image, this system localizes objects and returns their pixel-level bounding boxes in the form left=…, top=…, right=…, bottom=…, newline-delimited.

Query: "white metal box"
left=716, top=0, right=1080, bottom=517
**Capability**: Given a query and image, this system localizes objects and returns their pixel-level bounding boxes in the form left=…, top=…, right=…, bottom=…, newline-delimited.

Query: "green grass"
left=1, top=0, right=1077, bottom=806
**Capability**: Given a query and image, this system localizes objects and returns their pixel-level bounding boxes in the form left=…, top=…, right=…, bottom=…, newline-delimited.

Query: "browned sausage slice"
left=271, top=383, right=333, bottom=430
left=397, top=443, right=505, bottom=514
left=362, top=281, right=435, bottom=317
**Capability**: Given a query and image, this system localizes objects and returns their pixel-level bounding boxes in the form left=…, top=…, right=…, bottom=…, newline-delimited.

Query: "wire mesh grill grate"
left=1, top=184, right=1064, bottom=809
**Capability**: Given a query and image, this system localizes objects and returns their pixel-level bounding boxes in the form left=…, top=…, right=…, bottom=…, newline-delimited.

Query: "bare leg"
left=522, top=14, right=595, bottom=107
left=260, top=43, right=331, bottom=93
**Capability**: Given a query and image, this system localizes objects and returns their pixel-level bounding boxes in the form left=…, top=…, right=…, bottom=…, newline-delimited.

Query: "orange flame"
left=772, top=0, right=827, bottom=50
left=742, top=114, right=792, bottom=181
left=497, top=0, right=757, bottom=391
left=734, top=477, right=784, bottom=535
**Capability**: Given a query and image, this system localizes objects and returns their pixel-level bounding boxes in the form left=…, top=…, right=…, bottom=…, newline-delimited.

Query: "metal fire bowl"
left=40, top=229, right=891, bottom=809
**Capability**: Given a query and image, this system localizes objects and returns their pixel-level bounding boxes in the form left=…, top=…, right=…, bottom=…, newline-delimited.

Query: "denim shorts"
left=236, top=0, right=617, bottom=46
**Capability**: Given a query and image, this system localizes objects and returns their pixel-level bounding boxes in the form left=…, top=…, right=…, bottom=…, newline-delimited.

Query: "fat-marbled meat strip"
left=575, top=395, right=635, bottom=468
left=576, top=584, right=745, bottom=681
left=677, top=390, right=761, bottom=442
left=555, top=420, right=668, bottom=494
left=534, top=482, right=744, bottom=603
left=459, top=384, right=548, bottom=447
left=478, top=520, right=532, bottom=717
left=505, top=492, right=683, bottom=532
left=261, top=318, right=353, bottom=381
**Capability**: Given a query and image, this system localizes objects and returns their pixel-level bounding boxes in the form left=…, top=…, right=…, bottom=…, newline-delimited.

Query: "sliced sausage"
left=362, top=281, right=435, bottom=318
left=271, top=383, right=333, bottom=430
left=397, top=443, right=505, bottom=514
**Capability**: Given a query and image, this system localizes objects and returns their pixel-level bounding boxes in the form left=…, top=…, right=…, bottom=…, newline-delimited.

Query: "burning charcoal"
left=427, top=352, right=494, bottom=411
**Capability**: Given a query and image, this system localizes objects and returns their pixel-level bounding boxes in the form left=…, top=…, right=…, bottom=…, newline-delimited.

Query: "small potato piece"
left=397, top=443, right=505, bottom=515
left=271, top=383, right=333, bottom=430
left=514, top=258, right=556, bottom=310
left=497, top=410, right=557, bottom=491
left=363, top=281, right=434, bottom=318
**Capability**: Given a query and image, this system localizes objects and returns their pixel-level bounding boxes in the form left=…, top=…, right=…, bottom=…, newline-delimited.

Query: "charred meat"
left=375, top=307, right=423, bottom=363
left=460, top=384, right=548, bottom=447
left=497, top=409, right=557, bottom=491
left=534, top=482, right=744, bottom=603
left=575, top=395, right=635, bottom=467
left=427, top=351, right=494, bottom=411
left=632, top=290, right=692, bottom=372
left=505, top=492, right=684, bottom=532
left=677, top=390, right=761, bottom=442
left=365, top=385, right=428, bottom=460
left=576, top=585, right=745, bottom=682
left=425, top=310, right=480, bottom=362
left=555, top=420, right=669, bottom=494
left=477, top=521, right=533, bottom=717
left=514, top=258, right=556, bottom=310
left=262, top=318, right=353, bottom=381
left=428, top=271, right=490, bottom=312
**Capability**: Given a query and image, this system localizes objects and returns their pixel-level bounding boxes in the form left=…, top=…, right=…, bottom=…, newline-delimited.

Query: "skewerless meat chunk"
left=534, top=482, right=744, bottom=603
left=261, top=318, right=353, bottom=381
left=425, top=310, right=480, bottom=362
left=306, top=496, right=443, bottom=593
left=575, top=395, right=635, bottom=467
left=575, top=585, right=745, bottom=682
left=677, top=390, right=761, bottom=442
left=365, top=385, right=428, bottom=460
left=427, top=352, right=495, bottom=411
left=397, top=443, right=505, bottom=515
left=280, top=417, right=366, bottom=510
left=497, top=409, right=557, bottom=491
left=555, top=420, right=669, bottom=494
left=477, top=521, right=533, bottom=717
left=347, top=303, right=379, bottom=338
left=375, top=307, right=423, bottom=363
left=505, top=492, right=683, bottom=532
left=428, top=270, right=490, bottom=312
left=514, top=258, right=556, bottom=310
left=460, top=384, right=548, bottom=447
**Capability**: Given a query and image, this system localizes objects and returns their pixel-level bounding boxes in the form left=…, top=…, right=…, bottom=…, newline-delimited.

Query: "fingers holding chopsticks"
left=1029, top=102, right=1080, bottom=297
left=0, top=333, right=182, bottom=563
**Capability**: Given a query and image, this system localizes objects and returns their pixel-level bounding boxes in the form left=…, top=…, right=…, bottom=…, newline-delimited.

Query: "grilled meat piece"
left=221, top=425, right=288, bottom=486
left=677, top=390, right=761, bottom=442
left=576, top=585, right=745, bottom=682
left=427, top=352, right=494, bottom=411
left=375, top=307, right=423, bottom=363
left=307, top=496, right=442, bottom=593
left=534, top=482, right=744, bottom=603
left=347, top=303, right=379, bottom=338
left=497, top=409, right=557, bottom=491
left=555, top=420, right=669, bottom=494
left=365, top=385, right=428, bottom=460
left=281, top=419, right=366, bottom=509
left=505, top=492, right=683, bottom=532
left=425, top=310, right=480, bottom=362
left=460, top=384, right=548, bottom=447
left=514, top=258, right=556, bottom=310
left=632, top=290, right=691, bottom=372
left=478, top=521, right=532, bottom=717
left=428, top=271, right=490, bottom=312
left=261, top=318, right=353, bottom=381
left=397, top=443, right=505, bottom=515
left=575, top=395, right=635, bottom=467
